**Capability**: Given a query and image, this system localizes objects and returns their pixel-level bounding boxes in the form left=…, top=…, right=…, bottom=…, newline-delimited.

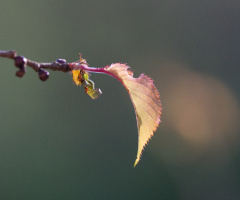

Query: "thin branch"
left=0, top=50, right=16, bottom=58
left=0, top=50, right=102, bottom=96
left=0, top=50, right=71, bottom=73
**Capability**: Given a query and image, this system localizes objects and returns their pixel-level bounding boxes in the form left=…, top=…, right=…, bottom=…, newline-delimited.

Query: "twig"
left=0, top=50, right=16, bottom=58
left=0, top=50, right=72, bottom=80
left=0, top=50, right=103, bottom=98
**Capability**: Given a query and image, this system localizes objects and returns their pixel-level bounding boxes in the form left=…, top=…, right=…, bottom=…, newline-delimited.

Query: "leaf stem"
left=71, top=63, right=124, bottom=84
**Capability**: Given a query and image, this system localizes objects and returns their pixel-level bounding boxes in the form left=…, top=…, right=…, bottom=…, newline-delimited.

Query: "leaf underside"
left=104, top=63, right=162, bottom=167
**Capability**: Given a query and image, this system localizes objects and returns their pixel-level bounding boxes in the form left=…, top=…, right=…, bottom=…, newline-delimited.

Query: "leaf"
left=83, top=79, right=102, bottom=99
left=72, top=69, right=81, bottom=86
left=103, top=63, right=162, bottom=167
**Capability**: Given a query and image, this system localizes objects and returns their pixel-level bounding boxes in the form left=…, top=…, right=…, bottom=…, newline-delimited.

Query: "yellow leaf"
left=104, top=63, right=162, bottom=166
left=72, top=69, right=82, bottom=86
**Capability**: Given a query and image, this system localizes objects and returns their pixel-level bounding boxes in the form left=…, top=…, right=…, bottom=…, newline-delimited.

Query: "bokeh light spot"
left=152, top=64, right=240, bottom=164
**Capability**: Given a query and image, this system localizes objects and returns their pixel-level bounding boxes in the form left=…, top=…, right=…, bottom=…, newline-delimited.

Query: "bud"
left=56, top=59, right=66, bottom=64
left=14, top=56, right=27, bottom=69
left=16, top=68, right=26, bottom=78
left=38, top=68, right=49, bottom=81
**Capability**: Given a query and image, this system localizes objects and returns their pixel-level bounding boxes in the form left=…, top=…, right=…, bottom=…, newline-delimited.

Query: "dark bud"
left=14, top=56, right=27, bottom=78
left=38, top=68, right=49, bottom=81
left=14, top=56, right=27, bottom=69
left=16, top=68, right=26, bottom=78
left=56, top=59, right=66, bottom=64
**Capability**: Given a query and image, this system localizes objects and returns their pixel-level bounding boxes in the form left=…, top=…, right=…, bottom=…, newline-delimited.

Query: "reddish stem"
left=72, top=63, right=124, bottom=84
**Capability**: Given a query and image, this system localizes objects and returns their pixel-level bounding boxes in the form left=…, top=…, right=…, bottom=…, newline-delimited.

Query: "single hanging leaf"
left=103, top=63, right=162, bottom=167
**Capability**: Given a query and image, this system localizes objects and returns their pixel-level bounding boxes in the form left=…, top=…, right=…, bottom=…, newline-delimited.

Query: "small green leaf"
left=85, top=79, right=102, bottom=99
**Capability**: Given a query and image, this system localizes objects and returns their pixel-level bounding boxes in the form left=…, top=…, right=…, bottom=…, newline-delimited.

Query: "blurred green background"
left=1, top=0, right=240, bottom=199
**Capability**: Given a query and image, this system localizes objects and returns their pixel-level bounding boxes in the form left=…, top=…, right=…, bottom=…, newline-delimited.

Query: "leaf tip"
left=134, top=158, right=140, bottom=168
